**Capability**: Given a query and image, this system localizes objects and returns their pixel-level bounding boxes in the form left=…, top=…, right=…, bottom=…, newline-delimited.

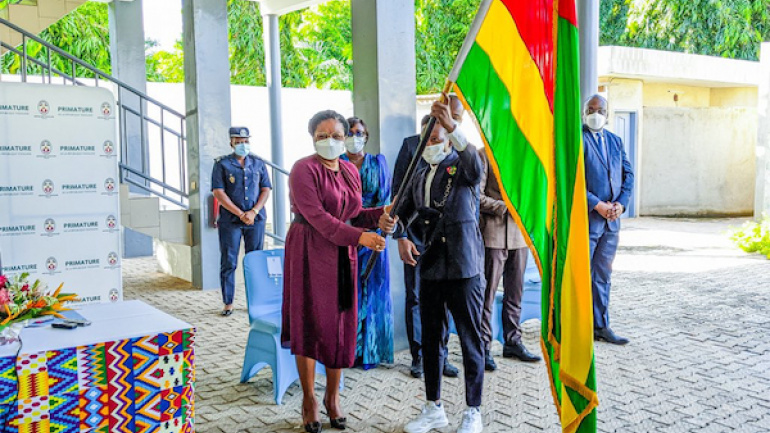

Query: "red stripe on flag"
left=559, top=0, right=578, bottom=26
left=499, top=0, right=555, bottom=109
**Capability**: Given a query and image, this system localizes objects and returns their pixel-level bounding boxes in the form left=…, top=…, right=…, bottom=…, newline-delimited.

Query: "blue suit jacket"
left=395, top=144, right=484, bottom=281
left=392, top=135, right=428, bottom=247
left=583, top=125, right=634, bottom=233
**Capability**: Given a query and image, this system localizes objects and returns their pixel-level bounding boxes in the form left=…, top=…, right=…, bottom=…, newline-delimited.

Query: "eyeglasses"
left=347, top=131, right=367, bottom=138
left=586, top=107, right=607, bottom=116
left=314, top=133, right=346, bottom=141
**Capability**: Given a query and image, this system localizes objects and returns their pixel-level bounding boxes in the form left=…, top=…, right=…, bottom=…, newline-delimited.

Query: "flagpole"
left=361, top=0, right=494, bottom=281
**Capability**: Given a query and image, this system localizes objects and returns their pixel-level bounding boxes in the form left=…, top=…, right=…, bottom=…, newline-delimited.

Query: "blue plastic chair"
left=240, top=249, right=341, bottom=405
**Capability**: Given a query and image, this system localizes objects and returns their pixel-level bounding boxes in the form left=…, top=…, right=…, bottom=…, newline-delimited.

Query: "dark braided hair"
left=308, top=110, right=349, bottom=137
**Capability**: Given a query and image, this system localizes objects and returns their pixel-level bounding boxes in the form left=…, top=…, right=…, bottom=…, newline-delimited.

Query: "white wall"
left=641, top=107, right=756, bottom=216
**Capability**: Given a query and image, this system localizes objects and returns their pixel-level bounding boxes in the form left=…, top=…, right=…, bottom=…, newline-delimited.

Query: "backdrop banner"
left=0, top=82, right=122, bottom=304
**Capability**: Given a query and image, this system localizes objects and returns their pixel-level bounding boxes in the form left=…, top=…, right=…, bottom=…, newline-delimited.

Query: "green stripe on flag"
left=456, top=42, right=553, bottom=262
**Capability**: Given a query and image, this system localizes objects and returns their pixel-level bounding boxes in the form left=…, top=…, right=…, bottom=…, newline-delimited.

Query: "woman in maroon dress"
left=282, top=110, right=387, bottom=433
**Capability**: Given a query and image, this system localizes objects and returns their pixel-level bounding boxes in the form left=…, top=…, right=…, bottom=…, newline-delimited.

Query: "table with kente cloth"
left=0, top=300, right=195, bottom=433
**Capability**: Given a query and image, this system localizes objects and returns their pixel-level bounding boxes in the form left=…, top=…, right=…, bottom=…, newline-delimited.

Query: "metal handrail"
left=0, top=18, right=185, bottom=118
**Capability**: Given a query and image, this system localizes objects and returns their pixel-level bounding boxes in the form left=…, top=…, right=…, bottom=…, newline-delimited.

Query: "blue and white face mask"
left=234, top=143, right=251, bottom=157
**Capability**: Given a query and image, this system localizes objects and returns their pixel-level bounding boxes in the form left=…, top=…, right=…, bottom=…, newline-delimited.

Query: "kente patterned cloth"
left=0, top=328, right=195, bottom=433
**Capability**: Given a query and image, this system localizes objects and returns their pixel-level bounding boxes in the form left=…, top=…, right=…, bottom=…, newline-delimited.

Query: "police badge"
left=229, top=174, right=235, bottom=184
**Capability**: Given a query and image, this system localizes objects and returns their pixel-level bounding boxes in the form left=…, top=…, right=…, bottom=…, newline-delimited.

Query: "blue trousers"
left=420, top=275, right=485, bottom=407
left=589, top=225, right=619, bottom=330
left=218, top=221, right=265, bottom=305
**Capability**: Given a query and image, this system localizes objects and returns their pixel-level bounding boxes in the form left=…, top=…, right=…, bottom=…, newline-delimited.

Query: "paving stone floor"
left=122, top=218, right=770, bottom=433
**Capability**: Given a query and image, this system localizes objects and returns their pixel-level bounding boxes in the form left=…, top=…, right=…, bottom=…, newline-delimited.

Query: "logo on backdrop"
left=109, top=288, right=120, bottom=302
left=106, top=252, right=119, bottom=269
left=103, top=178, right=117, bottom=195
left=0, top=184, right=34, bottom=197
left=40, top=179, right=56, bottom=198
left=41, top=218, right=59, bottom=238
left=38, top=140, right=55, bottom=159
left=102, top=140, right=115, bottom=157
left=103, top=215, right=119, bottom=233
left=35, top=100, right=53, bottom=119
left=99, top=102, right=113, bottom=120
left=0, top=224, right=36, bottom=237
left=44, top=257, right=59, bottom=274
left=0, top=144, right=32, bottom=156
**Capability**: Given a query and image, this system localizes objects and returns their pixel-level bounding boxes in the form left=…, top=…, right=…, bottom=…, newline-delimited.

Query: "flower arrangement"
left=0, top=273, right=78, bottom=332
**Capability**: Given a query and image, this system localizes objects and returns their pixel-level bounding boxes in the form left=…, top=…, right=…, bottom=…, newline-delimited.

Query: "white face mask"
left=422, top=143, right=448, bottom=165
left=586, top=113, right=606, bottom=131
left=315, top=138, right=346, bottom=160
left=344, top=136, right=366, bottom=154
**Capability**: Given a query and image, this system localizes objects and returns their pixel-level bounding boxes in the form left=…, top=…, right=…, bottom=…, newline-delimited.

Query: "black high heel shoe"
left=323, top=401, right=347, bottom=430
left=304, top=421, right=322, bottom=433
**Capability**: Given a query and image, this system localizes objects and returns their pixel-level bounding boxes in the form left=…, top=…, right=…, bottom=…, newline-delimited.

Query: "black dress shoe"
left=503, top=341, right=542, bottom=362
left=410, top=357, right=423, bottom=378
left=323, top=401, right=347, bottom=430
left=304, top=421, right=322, bottom=433
left=443, top=360, right=459, bottom=377
left=594, top=328, right=629, bottom=345
left=484, top=350, right=497, bottom=371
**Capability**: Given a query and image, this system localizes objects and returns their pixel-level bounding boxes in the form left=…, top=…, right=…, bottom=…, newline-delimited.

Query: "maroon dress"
left=281, top=155, right=383, bottom=368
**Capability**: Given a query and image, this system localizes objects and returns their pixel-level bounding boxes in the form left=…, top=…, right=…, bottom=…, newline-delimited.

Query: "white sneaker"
left=456, top=407, right=483, bottom=433
left=404, top=401, right=449, bottom=433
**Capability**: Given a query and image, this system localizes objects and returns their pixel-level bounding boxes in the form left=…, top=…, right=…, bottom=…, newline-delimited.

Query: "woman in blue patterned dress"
left=341, top=117, right=394, bottom=369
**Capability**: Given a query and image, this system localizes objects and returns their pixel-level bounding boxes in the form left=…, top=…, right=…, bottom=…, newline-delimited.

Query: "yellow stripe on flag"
left=475, top=0, right=556, bottom=228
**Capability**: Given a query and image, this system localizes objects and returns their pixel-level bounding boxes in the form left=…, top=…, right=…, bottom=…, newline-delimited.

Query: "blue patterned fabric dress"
left=341, top=153, right=394, bottom=369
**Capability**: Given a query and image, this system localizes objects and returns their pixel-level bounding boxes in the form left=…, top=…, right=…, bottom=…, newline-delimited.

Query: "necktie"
left=597, top=132, right=608, bottom=162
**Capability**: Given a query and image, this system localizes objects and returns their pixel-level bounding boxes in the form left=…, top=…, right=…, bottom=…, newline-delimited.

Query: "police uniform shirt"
left=211, top=154, right=272, bottom=224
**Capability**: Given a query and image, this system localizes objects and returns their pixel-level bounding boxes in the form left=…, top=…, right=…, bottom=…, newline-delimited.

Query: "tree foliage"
left=1, top=2, right=111, bottom=77
left=600, top=0, right=770, bottom=61
left=5, top=0, right=770, bottom=92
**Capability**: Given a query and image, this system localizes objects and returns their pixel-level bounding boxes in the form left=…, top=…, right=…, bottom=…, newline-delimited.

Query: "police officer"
left=212, top=127, right=272, bottom=316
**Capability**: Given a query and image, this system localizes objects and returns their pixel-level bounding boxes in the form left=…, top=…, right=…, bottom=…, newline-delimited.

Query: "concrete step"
left=119, top=183, right=191, bottom=246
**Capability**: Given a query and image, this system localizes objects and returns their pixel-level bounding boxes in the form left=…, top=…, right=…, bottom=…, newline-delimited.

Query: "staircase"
left=0, top=15, right=289, bottom=261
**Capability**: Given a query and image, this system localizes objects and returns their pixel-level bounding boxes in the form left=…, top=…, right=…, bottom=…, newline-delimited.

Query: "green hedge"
left=730, top=215, right=770, bottom=259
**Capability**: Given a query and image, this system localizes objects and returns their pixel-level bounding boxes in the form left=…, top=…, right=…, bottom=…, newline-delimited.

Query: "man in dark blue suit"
left=380, top=95, right=486, bottom=433
left=583, top=95, right=634, bottom=345
left=393, top=102, right=464, bottom=379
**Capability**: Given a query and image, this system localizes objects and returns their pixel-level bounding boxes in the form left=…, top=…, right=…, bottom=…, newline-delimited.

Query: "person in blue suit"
left=212, top=127, right=272, bottom=316
left=392, top=105, right=463, bottom=380
left=583, top=95, right=634, bottom=345
left=380, top=94, right=486, bottom=433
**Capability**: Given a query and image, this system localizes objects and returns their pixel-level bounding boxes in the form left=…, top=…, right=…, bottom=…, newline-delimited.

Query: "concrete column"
left=578, top=0, right=599, bottom=103
left=351, top=0, right=416, bottom=351
left=755, top=43, right=770, bottom=218
left=108, top=0, right=153, bottom=258
left=263, top=14, right=287, bottom=240
left=182, top=0, right=232, bottom=290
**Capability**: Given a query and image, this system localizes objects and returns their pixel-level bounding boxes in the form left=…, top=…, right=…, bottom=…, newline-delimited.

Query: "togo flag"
left=449, top=0, right=598, bottom=432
